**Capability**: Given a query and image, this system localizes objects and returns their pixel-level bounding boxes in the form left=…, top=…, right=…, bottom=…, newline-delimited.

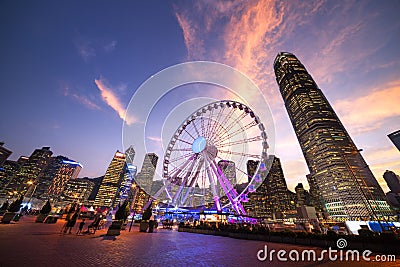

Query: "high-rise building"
left=0, top=160, right=21, bottom=200
left=295, top=183, right=306, bottom=207
left=47, top=159, right=82, bottom=202
left=117, top=164, right=137, bottom=205
left=135, top=153, right=158, bottom=195
left=5, top=147, right=53, bottom=196
left=57, top=178, right=94, bottom=207
left=125, top=145, right=135, bottom=165
left=388, top=130, right=400, bottom=152
left=32, top=156, right=67, bottom=200
left=0, top=142, right=12, bottom=166
left=87, top=176, right=104, bottom=201
left=274, top=52, right=392, bottom=220
left=383, top=170, right=400, bottom=193
left=294, top=182, right=316, bottom=208
left=94, top=151, right=126, bottom=208
left=245, top=155, right=291, bottom=218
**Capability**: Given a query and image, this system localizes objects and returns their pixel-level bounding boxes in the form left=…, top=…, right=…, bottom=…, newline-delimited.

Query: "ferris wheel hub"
left=192, top=136, right=207, bottom=153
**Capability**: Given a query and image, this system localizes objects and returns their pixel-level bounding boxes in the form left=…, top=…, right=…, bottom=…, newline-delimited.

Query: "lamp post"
left=129, top=183, right=137, bottom=232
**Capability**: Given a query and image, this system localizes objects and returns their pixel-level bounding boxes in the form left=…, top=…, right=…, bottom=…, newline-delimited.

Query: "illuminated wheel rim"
left=163, top=100, right=269, bottom=214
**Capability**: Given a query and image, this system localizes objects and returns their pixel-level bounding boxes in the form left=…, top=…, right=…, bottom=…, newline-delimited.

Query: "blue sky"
left=1, top=0, right=399, bottom=192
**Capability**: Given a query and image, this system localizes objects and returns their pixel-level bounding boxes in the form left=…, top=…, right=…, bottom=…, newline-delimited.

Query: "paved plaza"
left=0, top=216, right=398, bottom=267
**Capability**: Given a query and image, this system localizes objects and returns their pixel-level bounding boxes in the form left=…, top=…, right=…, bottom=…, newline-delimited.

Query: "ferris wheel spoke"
left=204, top=107, right=214, bottom=138
left=217, top=111, right=247, bottom=140
left=200, top=117, right=206, bottom=137
left=183, top=128, right=196, bottom=140
left=212, top=108, right=241, bottom=140
left=168, top=155, right=197, bottom=184
left=210, top=159, right=238, bottom=199
left=215, top=136, right=263, bottom=148
left=218, top=120, right=258, bottom=144
left=217, top=149, right=261, bottom=159
left=180, top=159, right=203, bottom=206
left=172, top=155, right=198, bottom=204
left=171, top=148, right=193, bottom=152
left=215, top=154, right=253, bottom=183
left=176, top=138, right=193, bottom=146
left=208, top=107, right=225, bottom=142
left=168, top=152, right=194, bottom=164
left=212, top=108, right=236, bottom=140
left=204, top=158, right=221, bottom=211
left=205, top=155, right=239, bottom=212
left=192, top=119, right=201, bottom=137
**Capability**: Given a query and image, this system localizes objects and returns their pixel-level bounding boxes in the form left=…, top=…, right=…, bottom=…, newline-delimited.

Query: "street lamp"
left=26, top=180, right=38, bottom=206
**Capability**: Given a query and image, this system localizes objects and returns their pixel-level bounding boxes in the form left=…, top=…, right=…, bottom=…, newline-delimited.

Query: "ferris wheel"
left=153, top=100, right=269, bottom=215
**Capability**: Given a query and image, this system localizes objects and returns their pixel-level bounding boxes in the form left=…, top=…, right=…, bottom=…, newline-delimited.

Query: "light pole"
left=26, top=180, right=38, bottom=206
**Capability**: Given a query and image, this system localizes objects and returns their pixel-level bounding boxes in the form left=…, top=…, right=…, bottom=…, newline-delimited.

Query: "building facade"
left=94, top=151, right=126, bottom=208
left=0, top=160, right=21, bottom=200
left=5, top=147, right=53, bottom=197
left=245, top=155, right=292, bottom=219
left=274, top=52, right=392, bottom=220
left=388, top=130, right=400, bottom=152
left=47, top=159, right=82, bottom=202
left=135, top=153, right=158, bottom=195
left=0, top=142, right=12, bottom=166
left=383, top=170, right=400, bottom=193
left=57, top=178, right=94, bottom=207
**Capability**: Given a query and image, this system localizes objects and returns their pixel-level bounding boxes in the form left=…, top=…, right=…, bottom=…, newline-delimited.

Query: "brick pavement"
left=0, top=216, right=398, bottom=267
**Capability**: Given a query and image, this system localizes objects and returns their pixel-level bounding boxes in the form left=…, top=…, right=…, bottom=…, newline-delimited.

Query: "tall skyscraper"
left=0, top=142, right=12, bottom=166
left=5, top=147, right=53, bottom=196
left=0, top=160, right=21, bottom=200
left=94, top=151, right=126, bottom=208
left=32, top=156, right=65, bottom=200
left=388, top=130, right=400, bottom=152
left=57, top=178, right=94, bottom=207
left=245, top=155, right=291, bottom=218
left=47, top=159, right=82, bottom=202
left=135, top=153, right=158, bottom=195
left=125, top=145, right=136, bottom=165
left=383, top=170, right=400, bottom=193
left=274, top=52, right=392, bottom=220
left=115, top=147, right=137, bottom=205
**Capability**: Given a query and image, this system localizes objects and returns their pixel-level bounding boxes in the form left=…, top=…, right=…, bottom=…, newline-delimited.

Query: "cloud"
left=94, top=77, right=138, bottom=125
left=75, top=40, right=96, bottom=62
left=72, top=93, right=101, bottom=110
left=175, top=12, right=205, bottom=60
left=334, top=80, right=400, bottom=134
left=147, top=136, right=163, bottom=143
left=104, top=40, right=117, bottom=52
left=62, top=82, right=101, bottom=110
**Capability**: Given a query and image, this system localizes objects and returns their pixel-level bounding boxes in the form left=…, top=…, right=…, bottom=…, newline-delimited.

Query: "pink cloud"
left=334, top=80, right=400, bottom=134
left=94, top=78, right=138, bottom=125
left=72, top=93, right=101, bottom=110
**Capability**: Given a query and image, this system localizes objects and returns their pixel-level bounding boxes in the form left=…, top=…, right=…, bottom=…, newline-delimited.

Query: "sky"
left=1, top=0, right=399, bottom=193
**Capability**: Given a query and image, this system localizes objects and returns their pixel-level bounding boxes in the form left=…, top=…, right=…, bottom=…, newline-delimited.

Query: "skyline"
left=1, top=1, right=400, bottom=192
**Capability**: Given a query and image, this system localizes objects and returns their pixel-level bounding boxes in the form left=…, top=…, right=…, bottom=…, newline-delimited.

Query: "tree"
left=8, top=196, right=23, bottom=212
left=40, top=200, right=52, bottom=214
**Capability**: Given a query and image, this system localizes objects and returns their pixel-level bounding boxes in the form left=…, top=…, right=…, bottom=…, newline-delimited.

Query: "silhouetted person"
left=76, top=219, right=85, bottom=235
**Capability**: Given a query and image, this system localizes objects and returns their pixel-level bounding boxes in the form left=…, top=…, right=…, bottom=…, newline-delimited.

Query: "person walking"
left=76, top=219, right=85, bottom=235
left=66, top=211, right=79, bottom=234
